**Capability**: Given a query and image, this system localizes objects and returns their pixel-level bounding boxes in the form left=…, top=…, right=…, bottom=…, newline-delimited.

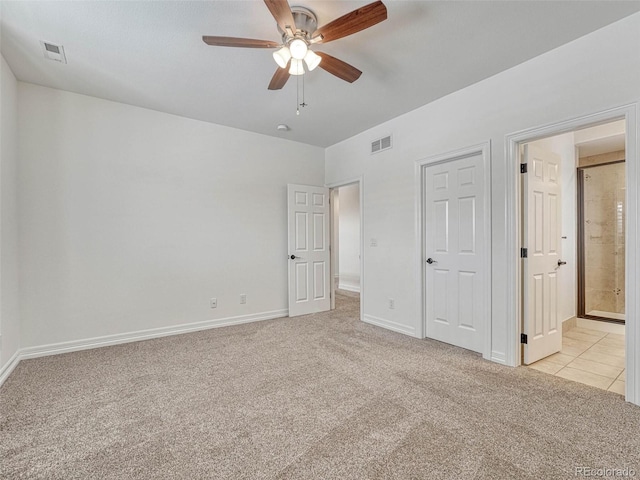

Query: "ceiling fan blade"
left=202, top=36, right=280, bottom=48
left=316, top=52, right=362, bottom=83
left=314, top=1, right=387, bottom=44
left=264, top=0, right=296, bottom=34
left=268, top=64, right=291, bottom=90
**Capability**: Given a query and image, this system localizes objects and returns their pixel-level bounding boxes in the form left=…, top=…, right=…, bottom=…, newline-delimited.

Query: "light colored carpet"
left=1, top=293, right=639, bottom=479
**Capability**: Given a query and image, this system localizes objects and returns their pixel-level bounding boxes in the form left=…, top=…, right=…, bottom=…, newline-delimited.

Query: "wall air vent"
left=40, top=41, right=67, bottom=64
left=371, top=135, right=392, bottom=154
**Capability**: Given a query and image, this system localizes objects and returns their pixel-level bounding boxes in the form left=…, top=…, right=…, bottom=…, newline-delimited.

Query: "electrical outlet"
left=240, top=294, right=247, bottom=304
left=370, top=238, right=378, bottom=247
left=210, top=297, right=217, bottom=308
left=388, top=298, right=395, bottom=309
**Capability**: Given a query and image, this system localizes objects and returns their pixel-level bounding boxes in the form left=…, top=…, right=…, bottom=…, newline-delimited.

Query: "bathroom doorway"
left=520, top=119, right=627, bottom=395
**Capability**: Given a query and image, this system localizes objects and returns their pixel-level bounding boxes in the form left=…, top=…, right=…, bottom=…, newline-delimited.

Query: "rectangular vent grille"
left=371, top=135, right=392, bottom=154
left=40, top=41, right=67, bottom=64
left=44, top=43, right=60, bottom=54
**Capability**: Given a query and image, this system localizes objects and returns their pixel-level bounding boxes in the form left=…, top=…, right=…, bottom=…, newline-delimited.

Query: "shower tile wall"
left=583, top=162, right=625, bottom=316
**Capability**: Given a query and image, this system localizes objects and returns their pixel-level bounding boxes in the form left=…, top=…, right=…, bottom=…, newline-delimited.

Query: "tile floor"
left=529, top=325, right=625, bottom=395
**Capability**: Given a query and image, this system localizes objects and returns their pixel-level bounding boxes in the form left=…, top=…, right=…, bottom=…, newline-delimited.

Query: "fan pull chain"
left=301, top=73, right=307, bottom=109
left=296, top=71, right=308, bottom=116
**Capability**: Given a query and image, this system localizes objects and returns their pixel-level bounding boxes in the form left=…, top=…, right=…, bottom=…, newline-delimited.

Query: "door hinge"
left=521, top=333, right=528, bottom=344
left=520, top=247, right=528, bottom=258
left=520, top=163, right=527, bottom=173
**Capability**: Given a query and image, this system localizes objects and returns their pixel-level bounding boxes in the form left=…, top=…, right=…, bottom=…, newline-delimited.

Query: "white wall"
left=529, top=133, right=577, bottom=324
left=325, top=13, right=640, bottom=362
left=338, top=184, right=360, bottom=292
left=18, top=84, right=324, bottom=349
left=0, top=55, right=20, bottom=370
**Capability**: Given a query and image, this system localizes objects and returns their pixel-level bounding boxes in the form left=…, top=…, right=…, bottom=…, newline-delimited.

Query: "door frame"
left=415, top=142, right=492, bottom=359
left=326, top=177, right=364, bottom=322
left=505, top=104, right=638, bottom=404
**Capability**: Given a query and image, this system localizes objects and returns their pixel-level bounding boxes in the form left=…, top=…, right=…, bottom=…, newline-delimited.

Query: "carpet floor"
left=1, top=293, right=639, bottom=479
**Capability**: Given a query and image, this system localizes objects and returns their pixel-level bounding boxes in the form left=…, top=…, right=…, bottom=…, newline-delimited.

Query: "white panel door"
left=287, top=184, right=331, bottom=317
left=523, top=145, right=563, bottom=364
left=424, top=154, right=486, bottom=353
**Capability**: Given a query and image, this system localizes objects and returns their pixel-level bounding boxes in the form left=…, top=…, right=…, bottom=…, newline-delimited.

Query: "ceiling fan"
left=202, top=0, right=387, bottom=90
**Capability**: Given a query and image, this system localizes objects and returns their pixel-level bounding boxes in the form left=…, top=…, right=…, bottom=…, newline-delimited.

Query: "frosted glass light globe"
left=289, top=39, right=308, bottom=60
left=303, top=50, right=321, bottom=71
left=273, top=46, right=291, bottom=69
left=289, top=58, right=304, bottom=75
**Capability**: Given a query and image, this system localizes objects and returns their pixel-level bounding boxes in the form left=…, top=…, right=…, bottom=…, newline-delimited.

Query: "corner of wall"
left=0, top=54, right=21, bottom=383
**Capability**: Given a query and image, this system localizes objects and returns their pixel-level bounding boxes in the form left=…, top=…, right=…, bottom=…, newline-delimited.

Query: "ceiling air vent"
left=371, top=135, right=392, bottom=155
left=40, top=41, right=67, bottom=64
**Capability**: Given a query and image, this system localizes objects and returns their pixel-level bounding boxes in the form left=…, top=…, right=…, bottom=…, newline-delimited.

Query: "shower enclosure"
left=577, top=161, right=626, bottom=322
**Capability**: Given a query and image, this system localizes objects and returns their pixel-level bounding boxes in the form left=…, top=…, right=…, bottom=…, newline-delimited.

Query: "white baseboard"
left=337, top=283, right=360, bottom=293
left=337, top=274, right=360, bottom=293
left=0, top=309, right=287, bottom=387
left=363, top=314, right=415, bottom=336
left=490, top=351, right=508, bottom=365
left=0, top=350, right=21, bottom=387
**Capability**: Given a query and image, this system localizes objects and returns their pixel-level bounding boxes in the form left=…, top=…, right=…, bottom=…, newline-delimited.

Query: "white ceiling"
left=577, top=134, right=625, bottom=158
left=575, top=120, right=626, bottom=157
left=2, top=1, right=639, bottom=147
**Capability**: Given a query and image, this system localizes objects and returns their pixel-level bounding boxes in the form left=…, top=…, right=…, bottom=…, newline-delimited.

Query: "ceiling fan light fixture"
left=202, top=0, right=389, bottom=90
left=273, top=46, right=291, bottom=69
left=303, top=50, right=321, bottom=71
left=289, top=38, right=308, bottom=60
left=289, top=58, right=305, bottom=75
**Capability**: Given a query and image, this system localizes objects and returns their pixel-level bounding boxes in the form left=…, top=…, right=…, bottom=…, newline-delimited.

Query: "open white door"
left=522, top=144, right=563, bottom=364
left=287, top=184, right=331, bottom=317
left=424, top=153, right=487, bottom=354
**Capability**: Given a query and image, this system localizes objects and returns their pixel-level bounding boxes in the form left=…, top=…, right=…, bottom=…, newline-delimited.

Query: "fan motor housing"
left=278, top=6, right=318, bottom=41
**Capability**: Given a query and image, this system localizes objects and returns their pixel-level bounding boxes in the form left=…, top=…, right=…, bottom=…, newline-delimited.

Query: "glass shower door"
left=579, top=162, right=625, bottom=322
